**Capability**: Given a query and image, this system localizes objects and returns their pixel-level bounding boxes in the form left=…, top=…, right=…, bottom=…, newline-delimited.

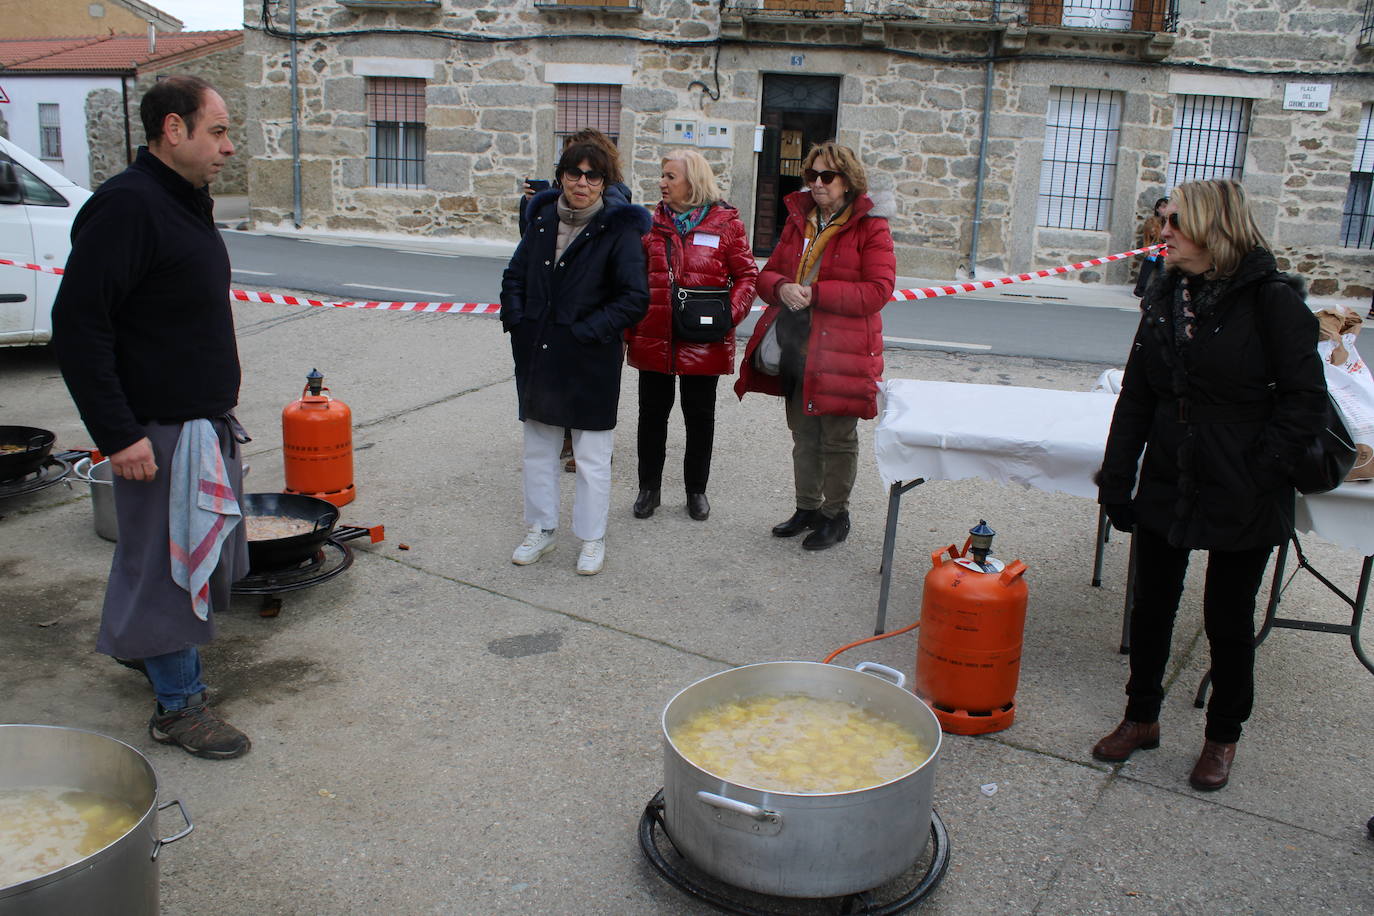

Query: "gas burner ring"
left=637, top=789, right=949, bottom=915
left=0, top=456, right=75, bottom=500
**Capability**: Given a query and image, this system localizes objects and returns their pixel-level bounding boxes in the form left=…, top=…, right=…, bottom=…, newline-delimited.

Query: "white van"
left=0, top=136, right=91, bottom=346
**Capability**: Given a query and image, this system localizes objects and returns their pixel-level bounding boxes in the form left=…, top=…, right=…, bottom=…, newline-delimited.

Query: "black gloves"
left=1103, top=502, right=1136, bottom=534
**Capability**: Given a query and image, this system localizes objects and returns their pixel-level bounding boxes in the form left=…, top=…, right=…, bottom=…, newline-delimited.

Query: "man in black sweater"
left=52, top=76, right=250, bottom=759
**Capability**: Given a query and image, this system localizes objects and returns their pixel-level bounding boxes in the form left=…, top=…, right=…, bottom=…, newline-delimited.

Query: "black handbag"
left=667, top=237, right=732, bottom=343
left=1290, top=393, right=1358, bottom=495
left=1251, top=282, right=1358, bottom=495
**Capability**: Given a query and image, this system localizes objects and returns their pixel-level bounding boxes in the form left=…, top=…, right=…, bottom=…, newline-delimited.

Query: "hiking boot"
left=149, top=692, right=250, bottom=760
left=577, top=538, right=605, bottom=576
left=512, top=527, right=557, bottom=565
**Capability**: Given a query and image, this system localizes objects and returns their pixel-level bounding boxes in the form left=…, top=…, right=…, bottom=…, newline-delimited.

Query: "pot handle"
left=703, top=791, right=780, bottom=823
left=151, top=798, right=194, bottom=861
left=854, top=661, right=906, bottom=690
left=69, top=457, right=113, bottom=486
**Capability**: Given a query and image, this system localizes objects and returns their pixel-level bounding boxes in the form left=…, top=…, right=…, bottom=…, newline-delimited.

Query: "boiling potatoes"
left=0, top=787, right=141, bottom=887
left=671, top=694, right=929, bottom=793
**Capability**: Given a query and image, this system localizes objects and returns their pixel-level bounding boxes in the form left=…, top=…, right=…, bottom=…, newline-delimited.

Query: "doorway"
left=752, top=74, right=840, bottom=255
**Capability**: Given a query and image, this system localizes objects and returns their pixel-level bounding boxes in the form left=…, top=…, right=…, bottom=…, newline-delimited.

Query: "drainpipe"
left=120, top=75, right=132, bottom=166
left=967, top=3, right=999, bottom=279
left=290, top=0, right=303, bottom=227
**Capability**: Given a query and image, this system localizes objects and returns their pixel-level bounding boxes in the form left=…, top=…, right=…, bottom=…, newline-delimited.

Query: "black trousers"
left=1124, top=525, right=1273, bottom=744
left=637, top=370, right=719, bottom=493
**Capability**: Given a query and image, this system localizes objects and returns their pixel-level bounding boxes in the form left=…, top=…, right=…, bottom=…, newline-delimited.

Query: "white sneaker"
left=576, top=538, right=605, bottom=576
left=512, top=527, right=556, bottom=565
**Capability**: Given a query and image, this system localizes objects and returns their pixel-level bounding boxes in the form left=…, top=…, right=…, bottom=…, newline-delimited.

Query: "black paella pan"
left=0, top=425, right=56, bottom=480
left=240, top=492, right=339, bottom=571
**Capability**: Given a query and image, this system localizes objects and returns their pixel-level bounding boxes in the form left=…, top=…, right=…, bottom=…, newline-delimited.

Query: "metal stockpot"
left=0, top=725, right=192, bottom=915
left=660, top=661, right=942, bottom=898
left=72, top=457, right=117, bottom=542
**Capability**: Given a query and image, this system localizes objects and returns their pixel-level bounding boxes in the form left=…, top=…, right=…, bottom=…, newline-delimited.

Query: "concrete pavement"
left=2, top=295, right=1372, bottom=914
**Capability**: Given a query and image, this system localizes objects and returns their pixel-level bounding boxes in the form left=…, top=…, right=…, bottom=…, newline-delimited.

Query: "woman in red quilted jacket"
left=627, top=149, right=758, bottom=521
left=735, top=142, right=895, bottom=550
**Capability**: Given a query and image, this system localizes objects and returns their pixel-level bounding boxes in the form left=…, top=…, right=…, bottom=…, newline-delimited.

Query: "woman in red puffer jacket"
left=627, top=149, right=758, bottom=522
left=735, top=141, right=895, bottom=551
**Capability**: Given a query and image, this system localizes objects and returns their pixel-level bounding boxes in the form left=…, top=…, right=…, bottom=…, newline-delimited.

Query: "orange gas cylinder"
left=282, top=369, right=355, bottom=507
left=913, top=521, right=1028, bottom=736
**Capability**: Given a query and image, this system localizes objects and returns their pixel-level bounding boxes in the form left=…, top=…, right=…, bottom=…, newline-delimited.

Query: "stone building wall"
left=244, top=0, right=1374, bottom=295
left=85, top=88, right=128, bottom=187
left=82, top=41, right=248, bottom=192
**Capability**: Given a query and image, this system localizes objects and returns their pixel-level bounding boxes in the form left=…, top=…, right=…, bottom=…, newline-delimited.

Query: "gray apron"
left=96, top=416, right=248, bottom=659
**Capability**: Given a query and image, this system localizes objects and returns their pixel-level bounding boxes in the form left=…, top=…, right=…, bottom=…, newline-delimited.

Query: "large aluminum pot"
left=72, top=457, right=117, bottom=542
left=661, top=661, right=942, bottom=898
left=0, top=725, right=192, bottom=915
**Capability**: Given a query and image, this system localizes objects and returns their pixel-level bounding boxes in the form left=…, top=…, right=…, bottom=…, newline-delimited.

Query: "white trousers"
left=522, top=419, right=614, bottom=541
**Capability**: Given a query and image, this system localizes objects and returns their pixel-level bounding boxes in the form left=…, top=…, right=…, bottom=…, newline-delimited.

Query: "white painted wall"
left=0, top=74, right=123, bottom=189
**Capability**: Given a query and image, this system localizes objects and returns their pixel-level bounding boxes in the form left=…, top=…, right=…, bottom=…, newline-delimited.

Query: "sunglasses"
left=803, top=169, right=843, bottom=185
left=561, top=167, right=606, bottom=186
left=1167, top=212, right=1182, bottom=230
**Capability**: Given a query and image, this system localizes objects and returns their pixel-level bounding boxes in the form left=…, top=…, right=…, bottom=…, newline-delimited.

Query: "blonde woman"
left=626, top=150, right=757, bottom=521
left=1094, top=179, right=1326, bottom=790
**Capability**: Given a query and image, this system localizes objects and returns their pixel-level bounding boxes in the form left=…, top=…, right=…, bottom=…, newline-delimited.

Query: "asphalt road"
left=223, top=230, right=1358, bottom=366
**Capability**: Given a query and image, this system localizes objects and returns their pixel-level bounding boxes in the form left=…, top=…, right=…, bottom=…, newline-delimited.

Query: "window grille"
left=1026, top=0, right=1171, bottom=30
left=1361, top=0, right=1374, bottom=47
left=366, top=77, right=426, bottom=189
left=1341, top=104, right=1374, bottom=249
left=1166, top=95, right=1251, bottom=188
left=38, top=104, right=61, bottom=160
left=1036, top=87, right=1122, bottom=231
left=554, top=83, right=622, bottom=160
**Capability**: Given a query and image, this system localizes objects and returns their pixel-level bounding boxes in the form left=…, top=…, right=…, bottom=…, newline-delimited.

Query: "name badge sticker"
left=692, top=232, right=721, bottom=249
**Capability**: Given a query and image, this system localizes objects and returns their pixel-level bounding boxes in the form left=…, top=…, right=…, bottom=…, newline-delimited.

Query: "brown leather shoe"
left=1091, top=719, right=1160, bottom=762
left=1188, top=739, right=1236, bottom=791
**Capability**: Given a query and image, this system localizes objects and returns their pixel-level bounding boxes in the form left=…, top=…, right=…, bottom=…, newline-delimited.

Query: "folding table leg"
left=875, top=478, right=923, bottom=637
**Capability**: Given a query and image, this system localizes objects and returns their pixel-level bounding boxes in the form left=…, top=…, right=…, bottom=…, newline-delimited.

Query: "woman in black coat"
left=500, top=141, right=650, bottom=576
left=1093, top=179, right=1326, bottom=791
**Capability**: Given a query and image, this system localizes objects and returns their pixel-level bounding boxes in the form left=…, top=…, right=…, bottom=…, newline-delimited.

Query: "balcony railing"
left=726, top=1, right=1179, bottom=33
left=1362, top=0, right=1374, bottom=48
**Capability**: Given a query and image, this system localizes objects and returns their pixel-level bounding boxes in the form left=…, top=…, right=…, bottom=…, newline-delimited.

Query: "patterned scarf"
left=671, top=203, right=712, bottom=237
left=1171, top=272, right=1231, bottom=353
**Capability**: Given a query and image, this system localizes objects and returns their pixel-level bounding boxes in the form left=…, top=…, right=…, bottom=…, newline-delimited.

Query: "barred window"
left=1166, top=95, right=1250, bottom=188
left=1036, top=87, right=1122, bottom=231
left=366, top=77, right=425, bottom=189
left=1028, top=1, right=1169, bottom=30
left=38, top=103, right=61, bottom=161
left=554, top=83, right=621, bottom=158
left=1341, top=103, right=1374, bottom=249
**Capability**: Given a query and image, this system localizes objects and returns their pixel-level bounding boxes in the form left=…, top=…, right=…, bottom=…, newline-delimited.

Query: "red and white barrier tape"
left=0, top=257, right=65, bottom=276
left=230, top=289, right=501, bottom=314
left=5, top=244, right=1165, bottom=315
left=890, top=244, right=1163, bottom=301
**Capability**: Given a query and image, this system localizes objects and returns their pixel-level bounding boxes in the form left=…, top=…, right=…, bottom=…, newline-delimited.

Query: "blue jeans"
left=143, top=647, right=207, bottom=712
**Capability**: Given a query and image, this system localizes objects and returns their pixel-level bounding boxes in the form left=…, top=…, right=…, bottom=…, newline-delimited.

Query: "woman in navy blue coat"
left=500, top=142, right=650, bottom=575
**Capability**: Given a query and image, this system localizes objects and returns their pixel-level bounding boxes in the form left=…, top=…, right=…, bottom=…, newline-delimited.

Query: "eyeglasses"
left=562, top=167, right=605, bottom=186
left=803, top=169, right=843, bottom=185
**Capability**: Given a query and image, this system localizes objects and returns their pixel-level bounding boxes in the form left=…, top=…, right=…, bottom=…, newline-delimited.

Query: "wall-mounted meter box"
left=697, top=122, right=732, bottom=149
left=664, top=119, right=697, bottom=144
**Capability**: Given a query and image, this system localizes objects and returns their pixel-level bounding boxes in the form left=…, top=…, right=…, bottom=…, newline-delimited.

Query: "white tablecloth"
left=875, top=378, right=1374, bottom=558
left=874, top=379, right=1118, bottom=499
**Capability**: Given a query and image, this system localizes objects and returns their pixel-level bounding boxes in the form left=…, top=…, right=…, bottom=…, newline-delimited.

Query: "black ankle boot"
left=633, top=489, right=661, bottom=519
left=772, top=508, right=822, bottom=537
left=686, top=492, right=710, bottom=521
left=803, top=511, right=850, bottom=550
